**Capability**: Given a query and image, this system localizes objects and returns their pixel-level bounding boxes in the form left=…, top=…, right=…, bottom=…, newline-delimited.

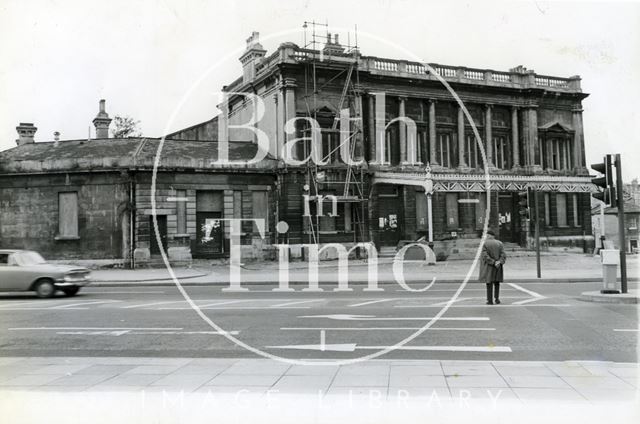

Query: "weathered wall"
left=0, top=172, right=129, bottom=260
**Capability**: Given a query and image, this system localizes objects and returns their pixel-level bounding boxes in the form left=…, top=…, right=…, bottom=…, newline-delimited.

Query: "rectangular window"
left=251, top=191, right=269, bottom=233
left=556, top=194, right=568, bottom=227
left=176, top=190, right=187, bottom=234
left=58, top=192, right=78, bottom=238
left=437, top=133, right=451, bottom=167
left=572, top=194, right=580, bottom=227
left=492, top=135, right=510, bottom=169
left=544, top=193, right=551, bottom=226
left=445, top=193, right=459, bottom=229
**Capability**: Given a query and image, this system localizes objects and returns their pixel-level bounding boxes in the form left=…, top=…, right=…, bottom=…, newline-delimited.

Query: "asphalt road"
left=0, top=280, right=637, bottom=362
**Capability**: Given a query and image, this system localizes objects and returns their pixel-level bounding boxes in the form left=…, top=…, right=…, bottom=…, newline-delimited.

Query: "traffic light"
left=591, top=155, right=616, bottom=206
left=517, top=190, right=530, bottom=220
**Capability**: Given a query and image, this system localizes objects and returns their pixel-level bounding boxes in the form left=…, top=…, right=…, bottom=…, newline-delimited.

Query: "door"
left=149, top=215, right=168, bottom=255
left=377, top=185, right=402, bottom=247
left=498, top=194, right=514, bottom=242
left=195, top=211, right=224, bottom=258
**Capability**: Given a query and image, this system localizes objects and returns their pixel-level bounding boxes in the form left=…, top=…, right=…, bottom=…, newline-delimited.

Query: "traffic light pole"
left=615, top=154, right=627, bottom=293
left=534, top=189, right=541, bottom=278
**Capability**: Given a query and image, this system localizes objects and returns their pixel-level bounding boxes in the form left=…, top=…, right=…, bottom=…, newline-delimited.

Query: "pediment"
left=539, top=121, right=573, bottom=132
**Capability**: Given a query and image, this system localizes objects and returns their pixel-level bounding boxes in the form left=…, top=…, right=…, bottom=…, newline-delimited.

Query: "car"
left=0, top=249, right=91, bottom=298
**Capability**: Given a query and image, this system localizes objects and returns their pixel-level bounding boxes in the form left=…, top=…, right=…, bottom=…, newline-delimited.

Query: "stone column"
left=511, top=106, right=520, bottom=168
left=367, top=93, right=376, bottom=163
left=521, top=106, right=540, bottom=170
left=572, top=106, right=585, bottom=171
left=398, top=96, right=407, bottom=164
left=428, top=100, right=437, bottom=166
left=283, top=78, right=297, bottom=144
left=484, top=104, right=494, bottom=167
left=457, top=106, right=466, bottom=168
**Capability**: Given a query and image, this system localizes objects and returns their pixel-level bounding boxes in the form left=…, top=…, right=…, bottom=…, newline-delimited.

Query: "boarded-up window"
left=196, top=191, right=223, bottom=212
left=233, top=191, right=242, bottom=219
left=556, top=194, right=568, bottom=227
left=58, top=192, right=78, bottom=237
left=445, top=193, right=459, bottom=229
left=176, top=190, right=187, bottom=234
left=572, top=194, right=580, bottom=227
left=344, top=203, right=352, bottom=232
left=416, top=191, right=428, bottom=231
left=252, top=191, right=268, bottom=233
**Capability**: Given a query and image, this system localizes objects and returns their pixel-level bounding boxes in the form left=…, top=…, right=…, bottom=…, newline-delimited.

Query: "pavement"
left=0, top=357, right=637, bottom=423
left=90, top=253, right=640, bottom=285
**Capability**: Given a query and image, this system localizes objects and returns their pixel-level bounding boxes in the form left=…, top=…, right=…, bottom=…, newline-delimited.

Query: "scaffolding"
left=299, top=21, right=368, bottom=247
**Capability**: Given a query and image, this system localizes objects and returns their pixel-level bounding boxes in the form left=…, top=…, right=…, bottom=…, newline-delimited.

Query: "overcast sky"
left=1, top=0, right=638, bottom=180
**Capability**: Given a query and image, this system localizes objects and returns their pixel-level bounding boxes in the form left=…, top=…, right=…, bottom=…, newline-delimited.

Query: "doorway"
left=149, top=215, right=168, bottom=255
left=498, top=194, right=515, bottom=242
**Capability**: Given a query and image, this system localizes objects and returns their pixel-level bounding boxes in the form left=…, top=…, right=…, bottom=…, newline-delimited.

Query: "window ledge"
left=55, top=235, right=80, bottom=241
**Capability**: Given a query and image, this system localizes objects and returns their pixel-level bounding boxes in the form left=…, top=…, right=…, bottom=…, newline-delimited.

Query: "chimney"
left=322, top=32, right=345, bottom=55
left=239, top=31, right=267, bottom=84
left=92, top=99, right=112, bottom=138
left=53, top=131, right=60, bottom=141
left=15, top=123, right=37, bottom=146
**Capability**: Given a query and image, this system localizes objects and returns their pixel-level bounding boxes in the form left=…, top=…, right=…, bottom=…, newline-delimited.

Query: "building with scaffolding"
left=169, top=27, right=595, bottom=260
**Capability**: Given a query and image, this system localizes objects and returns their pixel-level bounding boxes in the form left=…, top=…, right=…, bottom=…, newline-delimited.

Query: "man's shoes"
left=486, top=301, right=494, bottom=305
left=495, top=299, right=501, bottom=304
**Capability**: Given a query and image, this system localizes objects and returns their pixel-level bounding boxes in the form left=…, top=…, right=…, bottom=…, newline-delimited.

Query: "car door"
left=0, top=253, right=32, bottom=291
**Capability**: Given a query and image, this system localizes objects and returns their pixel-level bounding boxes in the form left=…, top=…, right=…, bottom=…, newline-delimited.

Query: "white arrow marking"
left=266, top=344, right=511, bottom=353
left=299, top=314, right=490, bottom=321
left=508, top=282, right=546, bottom=305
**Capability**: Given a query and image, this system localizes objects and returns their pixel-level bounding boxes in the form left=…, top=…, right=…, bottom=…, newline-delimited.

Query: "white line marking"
left=0, top=299, right=62, bottom=308
left=52, top=300, right=121, bottom=309
left=121, top=300, right=187, bottom=309
left=85, top=291, right=166, bottom=294
left=613, top=329, right=640, bottom=332
left=0, top=307, right=88, bottom=311
left=508, top=283, right=544, bottom=298
left=349, top=298, right=396, bottom=307
left=281, top=327, right=496, bottom=331
left=158, top=306, right=313, bottom=310
left=271, top=299, right=325, bottom=308
left=320, top=330, right=326, bottom=351
left=266, top=344, right=511, bottom=353
left=299, top=314, right=490, bottom=321
left=393, top=304, right=570, bottom=308
left=429, top=297, right=472, bottom=307
left=198, top=300, right=251, bottom=307
left=9, top=327, right=184, bottom=331
left=512, top=298, right=544, bottom=306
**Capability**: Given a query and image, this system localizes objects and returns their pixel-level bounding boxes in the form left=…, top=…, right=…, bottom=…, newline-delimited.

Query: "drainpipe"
left=129, top=171, right=136, bottom=269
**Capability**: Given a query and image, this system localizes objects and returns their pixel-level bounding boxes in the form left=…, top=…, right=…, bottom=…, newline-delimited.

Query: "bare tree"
left=111, top=115, right=142, bottom=138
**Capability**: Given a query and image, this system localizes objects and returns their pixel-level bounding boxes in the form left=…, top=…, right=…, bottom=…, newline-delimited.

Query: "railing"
left=247, top=45, right=582, bottom=92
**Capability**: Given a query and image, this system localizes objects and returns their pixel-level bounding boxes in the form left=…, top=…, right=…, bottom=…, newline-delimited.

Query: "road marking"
left=85, top=290, right=166, bottom=294
left=349, top=298, right=396, bottom=307
left=266, top=344, right=511, bottom=353
left=393, top=304, right=570, bottom=308
left=9, top=327, right=184, bottom=330
left=300, top=314, right=490, bottom=321
left=0, top=299, right=63, bottom=308
left=320, top=330, right=326, bottom=351
left=158, top=306, right=313, bottom=310
left=121, top=300, right=188, bottom=309
left=198, top=300, right=252, bottom=307
left=52, top=300, right=121, bottom=309
left=428, top=297, right=472, bottom=307
left=613, top=329, right=640, bottom=332
left=281, top=327, right=496, bottom=331
left=271, top=299, right=325, bottom=308
left=508, top=283, right=545, bottom=304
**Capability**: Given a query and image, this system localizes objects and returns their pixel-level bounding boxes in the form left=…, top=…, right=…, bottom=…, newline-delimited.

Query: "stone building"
left=178, top=32, right=595, bottom=256
left=0, top=102, right=278, bottom=267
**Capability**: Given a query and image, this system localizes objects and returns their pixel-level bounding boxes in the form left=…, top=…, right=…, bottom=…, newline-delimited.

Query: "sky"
left=0, top=0, right=638, bottom=180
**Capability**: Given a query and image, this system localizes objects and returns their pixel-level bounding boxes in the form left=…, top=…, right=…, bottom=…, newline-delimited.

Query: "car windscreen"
left=14, top=251, right=47, bottom=266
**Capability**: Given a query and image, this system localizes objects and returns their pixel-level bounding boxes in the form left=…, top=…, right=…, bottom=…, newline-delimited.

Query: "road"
left=0, top=280, right=637, bottom=362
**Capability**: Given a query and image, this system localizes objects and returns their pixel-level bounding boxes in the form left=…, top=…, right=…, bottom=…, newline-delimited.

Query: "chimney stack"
left=239, top=31, right=267, bottom=84
left=92, top=99, right=112, bottom=138
left=15, top=123, right=37, bottom=146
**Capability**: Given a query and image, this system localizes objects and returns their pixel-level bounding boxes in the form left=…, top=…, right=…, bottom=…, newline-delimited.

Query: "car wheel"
left=62, top=286, right=80, bottom=296
left=34, top=279, right=56, bottom=298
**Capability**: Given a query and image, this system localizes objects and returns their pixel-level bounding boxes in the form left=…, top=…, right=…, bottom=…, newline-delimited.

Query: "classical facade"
left=177, top=32, right=594, bottom=255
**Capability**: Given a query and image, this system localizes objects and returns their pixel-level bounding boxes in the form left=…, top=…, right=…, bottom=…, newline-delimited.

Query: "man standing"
left=479, top=229, right=507, bottom=305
